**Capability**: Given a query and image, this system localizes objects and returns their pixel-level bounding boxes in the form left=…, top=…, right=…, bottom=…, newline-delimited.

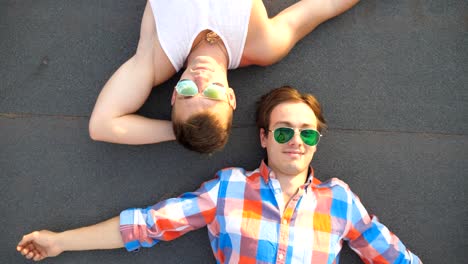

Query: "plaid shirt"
left=120, top=161, right=422, bottom=263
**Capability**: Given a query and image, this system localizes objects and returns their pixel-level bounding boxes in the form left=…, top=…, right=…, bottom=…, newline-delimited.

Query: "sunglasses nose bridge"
left=284, top=128, right=301, bottom=145
left=192, top=79, right=204, bottom=93
left=290, top=129, right=302, bottom=143
left=193, top=74, right=212, bottom=92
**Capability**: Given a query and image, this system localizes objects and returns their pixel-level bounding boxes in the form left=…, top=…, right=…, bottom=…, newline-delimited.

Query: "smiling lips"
left=191, top=66, right=214, bottom=72
left=194, top=67, right=213, bottom=71
left=284, top=150, right=304, bottom=157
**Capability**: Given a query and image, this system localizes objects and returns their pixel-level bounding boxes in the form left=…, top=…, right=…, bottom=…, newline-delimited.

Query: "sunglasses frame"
left=268, top=127, right=322, bottom=146
left=175, top=79, right=229, bottom=101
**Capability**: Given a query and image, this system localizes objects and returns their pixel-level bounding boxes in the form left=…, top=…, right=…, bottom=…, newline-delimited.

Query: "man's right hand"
left=17, top=230, right=63, bottom=261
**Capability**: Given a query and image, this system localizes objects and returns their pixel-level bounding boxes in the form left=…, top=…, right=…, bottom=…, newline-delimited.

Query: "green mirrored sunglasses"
left=175, top=79, right=227, bottom=101
left=268, top=127, right=321, bottom=146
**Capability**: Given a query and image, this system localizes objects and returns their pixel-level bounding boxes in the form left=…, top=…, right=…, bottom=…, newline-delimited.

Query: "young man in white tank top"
left=88, top=0, right=360, bottom=153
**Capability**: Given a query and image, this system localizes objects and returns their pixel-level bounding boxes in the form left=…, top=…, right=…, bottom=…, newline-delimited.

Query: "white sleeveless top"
left=149, top=0, right=252, bottom=71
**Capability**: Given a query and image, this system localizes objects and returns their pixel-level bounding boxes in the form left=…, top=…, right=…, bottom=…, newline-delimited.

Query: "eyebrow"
left=273, top=121, right=316, bottom=128
left=177, top=95, right=194, bottom=100
left=175, top=96, right=222, bottom=108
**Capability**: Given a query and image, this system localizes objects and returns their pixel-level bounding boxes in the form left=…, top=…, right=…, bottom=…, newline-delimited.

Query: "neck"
left=186, top=32, right=229, bottom=70
left=274, top=170, right=308, bottom=198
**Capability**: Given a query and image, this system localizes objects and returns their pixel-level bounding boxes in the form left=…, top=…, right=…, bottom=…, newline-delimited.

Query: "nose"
left=288, top=130, right=303, bottom=146
left=193, top=74, right=211, bottom=92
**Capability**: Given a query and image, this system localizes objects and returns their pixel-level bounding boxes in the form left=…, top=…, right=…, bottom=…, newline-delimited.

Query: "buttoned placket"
left=277, top=190, right=303, bottom=264
left=269, top=175, right=307, bottom=264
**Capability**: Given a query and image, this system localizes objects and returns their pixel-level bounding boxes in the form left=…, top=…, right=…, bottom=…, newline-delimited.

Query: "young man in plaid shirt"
left=18, top=86, right=422, bottom=263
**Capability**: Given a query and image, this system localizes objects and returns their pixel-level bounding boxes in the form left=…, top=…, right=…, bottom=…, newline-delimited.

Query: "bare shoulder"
left=241, top=0, right=361, bottom=67
left=239, top=0, right=272, bottom=66
left=240, top=0, right=293, bottom=67
left=139, top=1, right=176, bottom=85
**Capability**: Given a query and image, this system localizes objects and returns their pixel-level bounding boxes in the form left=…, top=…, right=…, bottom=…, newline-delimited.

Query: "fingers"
left=17, top=233, right=31, bottom=248
left=18, top=245, right=32, bottom=257
left=18, top=243, right=33, bottom=255
left=17, top=231, right=38, bottom=247
left=17, top=232, right=46, bottom=261
left=33, top=254, right=45, bottom=261
left=26, top=251, right=44, bottom=261
left=17, top=245, right=45, bottom=261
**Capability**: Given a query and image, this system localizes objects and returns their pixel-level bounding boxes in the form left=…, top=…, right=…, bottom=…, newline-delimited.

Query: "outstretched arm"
left=345, top=192, right=423, bottom=263
left=246, top=0, right=360, bottom=65
left=88, top=53, right=175, bottom=145
left=89, top=1, right=176, bottom=145
left=277, top=0, right=361, bottom=42
left=17, top=217, right=122, bottom=261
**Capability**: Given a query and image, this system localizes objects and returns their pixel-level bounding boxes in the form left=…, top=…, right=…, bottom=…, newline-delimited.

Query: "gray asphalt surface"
left=1, top=0, right=467, bottom=263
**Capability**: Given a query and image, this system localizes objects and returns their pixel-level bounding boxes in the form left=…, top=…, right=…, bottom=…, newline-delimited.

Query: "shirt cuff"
left=119, top=208, right=160, bottom=252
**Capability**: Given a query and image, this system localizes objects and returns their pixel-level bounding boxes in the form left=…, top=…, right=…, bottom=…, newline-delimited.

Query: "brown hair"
left=256, top=86, right=326, bottom=132
left=172, top=110, right=233, bottom=154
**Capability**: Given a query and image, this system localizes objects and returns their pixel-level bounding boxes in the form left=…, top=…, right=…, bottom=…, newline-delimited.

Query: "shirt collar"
left=259, top=160, right=321, bottom=187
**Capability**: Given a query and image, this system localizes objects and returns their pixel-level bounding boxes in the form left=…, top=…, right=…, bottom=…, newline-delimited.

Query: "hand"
left=17, top=230, right=63, bottom=261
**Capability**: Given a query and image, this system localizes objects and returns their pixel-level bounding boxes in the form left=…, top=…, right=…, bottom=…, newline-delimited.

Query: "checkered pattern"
left=120, top=161, right=422, bottom=263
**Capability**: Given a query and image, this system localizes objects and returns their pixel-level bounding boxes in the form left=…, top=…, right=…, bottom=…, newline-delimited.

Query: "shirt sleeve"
left=119, top=176, right=220, bottom=252
left=344, top=191, right=422, bottom=263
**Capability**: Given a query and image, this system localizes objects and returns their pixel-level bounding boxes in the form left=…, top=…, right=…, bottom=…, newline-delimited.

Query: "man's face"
left=260, top=102, right=318, bottom=177
left=172, top=56, right=236, bottom=122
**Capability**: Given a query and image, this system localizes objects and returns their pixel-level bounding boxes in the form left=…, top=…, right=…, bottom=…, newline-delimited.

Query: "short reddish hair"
left=172, top=110, right=233, bottom=154
left=256, top=86, right=326, bottom=132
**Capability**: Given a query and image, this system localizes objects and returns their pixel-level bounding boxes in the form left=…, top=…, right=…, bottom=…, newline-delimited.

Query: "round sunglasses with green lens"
left=269, top=127, right=321, bottom=146
left=203, top=84, right=226, bottom=100
left=175, top=79, right=227, bottom=101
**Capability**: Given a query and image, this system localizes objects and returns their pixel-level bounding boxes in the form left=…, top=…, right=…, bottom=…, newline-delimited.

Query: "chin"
left=193, top=55, right=217, bottom=64
left=282, top=164, right=307, bottom=175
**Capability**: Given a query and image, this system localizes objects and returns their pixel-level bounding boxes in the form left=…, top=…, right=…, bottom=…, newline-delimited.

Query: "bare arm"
left=89, top=1, right=176, bottom=145
left=88, top=53, right=175, bottom=144
left=275, top=0, right=361, bottom=42
left=17, top=217, right=122, bottom=261
left=245, top=0, right=360, bottom=65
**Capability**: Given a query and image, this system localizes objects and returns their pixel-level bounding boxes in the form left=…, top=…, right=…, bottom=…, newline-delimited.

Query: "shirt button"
left=278, top=253, right=284, bottom=260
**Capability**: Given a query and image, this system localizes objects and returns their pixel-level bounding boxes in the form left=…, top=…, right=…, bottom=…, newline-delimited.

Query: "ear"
left=260, top=128, right=267, bottom=148
left=171, top=88, right=177, bottom=106
left=227, top=88, right=236, bottom=110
